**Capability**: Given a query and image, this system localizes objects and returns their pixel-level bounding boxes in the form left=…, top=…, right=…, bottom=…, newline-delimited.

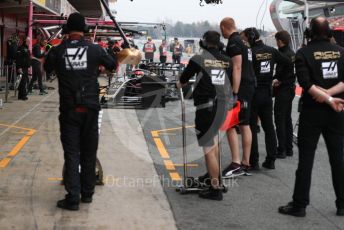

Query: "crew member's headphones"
left=61, top=13, right=90, bottom=35
left=199, top=34, right=209, bottom=49
left=199, top=31, right=222, bottom=50
left=304, top=17, right=333, bottom=40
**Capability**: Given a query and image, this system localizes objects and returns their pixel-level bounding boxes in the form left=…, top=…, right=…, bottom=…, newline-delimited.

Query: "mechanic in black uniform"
left=243, top=27, right=288, bottom=170
left=28, top=37, right=48, bottom=95
left=16, top=37, right=31, bottom=101
left=6, top=34, right=19, bottom=84
left=279, top=17, right=344, bottom=217
left=177, top=31, right=232, bottom=201
left=273, top=30, right=296, bottom=159
left=220, top=17, right=256, bottom=177
left=44, top=13, right=117, bottom=211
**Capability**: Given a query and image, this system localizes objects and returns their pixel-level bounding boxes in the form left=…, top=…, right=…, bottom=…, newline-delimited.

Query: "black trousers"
left=18, top=69, right=29, bottom=99
left=59, top=109, right=99, bottom=202
left=250, top=87, right=278, bottom=165
left=173, top=55, right=181, bottom=64
left=274, top=86, right=295, bottom=154
left=29, top=61, right=43, bottom=91
left=160, top=56, right=167, bottom=63
left=293, top=109, right=344, bottom=209
left=145, top=54, right=154, bottom=63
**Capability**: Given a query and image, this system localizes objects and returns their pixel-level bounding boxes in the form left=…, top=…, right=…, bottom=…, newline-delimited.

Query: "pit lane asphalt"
left=136, top=97, right=344, bottom=230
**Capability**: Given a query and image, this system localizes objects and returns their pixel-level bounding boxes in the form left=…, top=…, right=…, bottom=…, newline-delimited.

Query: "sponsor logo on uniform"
left=256, top=53, right=273, bottom=61
left=322, top=61, right=338, bottom=79
left=260, top=61, right=271, bottom=74
left=314, top=51, right=341, bottom=60
left=65, top=47, right=88, bottom=70
left=145, top=43, right=154, bottom=50
left=204, top=59, right=230, bottom=68
left=211, top=69, right=226, bottom=85
left=291, top=55, right=296, bottom=63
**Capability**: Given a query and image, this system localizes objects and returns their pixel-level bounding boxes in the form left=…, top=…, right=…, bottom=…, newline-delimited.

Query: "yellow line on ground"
left=7, top=130, right=36, bottom=157
left=10, top=131, right=29, bottom=135
left=170, top=172, right=182, bottom=181
left=0, top=158, right=11, bottom=168
left=151, top=128, right=187, bottom=181
left=153, top=138, right=170, bottom=159
left=174, top=164, right=199, bottom=167
left=157, top=132, right=178, bottom=136
left=154, top=125, right=195, bottom=133
left=164, top=160, right=176, bottom=170
left=0, top=123, right=36, bottom=132
left=48, top=178, right=63, bottom=181
left=0, top=129, right=37, bottom=168
left=151, top=130, right=159, bottom=138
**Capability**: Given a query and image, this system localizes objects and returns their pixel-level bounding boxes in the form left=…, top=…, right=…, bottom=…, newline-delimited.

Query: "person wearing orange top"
left=159, top=39, right=168, bottom=63
left=143, top=37, right=156, bottom=62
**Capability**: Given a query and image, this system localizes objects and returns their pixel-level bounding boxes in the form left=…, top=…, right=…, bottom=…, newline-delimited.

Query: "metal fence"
left=0, top=60, right=17, bottom=105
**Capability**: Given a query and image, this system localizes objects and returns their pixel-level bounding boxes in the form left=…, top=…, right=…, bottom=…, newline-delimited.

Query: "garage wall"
left=0, top=13, right=27, bottom=61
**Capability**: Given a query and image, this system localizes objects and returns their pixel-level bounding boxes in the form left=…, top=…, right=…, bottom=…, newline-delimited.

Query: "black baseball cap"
left=67, top=12, right=87, bottom=32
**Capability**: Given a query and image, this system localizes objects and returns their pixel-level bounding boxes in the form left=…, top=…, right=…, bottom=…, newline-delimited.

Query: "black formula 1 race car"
left=101, top=62, right=194, bottom=109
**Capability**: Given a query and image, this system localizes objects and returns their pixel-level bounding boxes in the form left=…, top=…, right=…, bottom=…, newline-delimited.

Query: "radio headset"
left=199, top=31, right=222, bottom=51
left=246, top=27, right=258, bottom=47
left=303, top=17, right=333, bottom=45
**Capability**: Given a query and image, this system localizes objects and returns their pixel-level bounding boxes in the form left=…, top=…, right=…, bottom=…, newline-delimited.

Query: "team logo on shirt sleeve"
left=65, top=47, right=88, bottom=70
left=322, top=61, right=338, bottom=79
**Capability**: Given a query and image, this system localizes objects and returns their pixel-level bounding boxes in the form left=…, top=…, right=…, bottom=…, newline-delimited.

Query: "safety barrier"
left=0, top=65, right=10, bottom=104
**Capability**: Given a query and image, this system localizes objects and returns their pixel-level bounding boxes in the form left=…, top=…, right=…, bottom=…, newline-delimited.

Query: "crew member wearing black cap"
left=279, top=17, right=344, bottom=217
left=273, top=30, right=296, bottom=159
left=44, top=12, right=117, bottom=211
left=243, top=27, right=287, bottom=170
left=177, top=31, right=232, bottom=200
